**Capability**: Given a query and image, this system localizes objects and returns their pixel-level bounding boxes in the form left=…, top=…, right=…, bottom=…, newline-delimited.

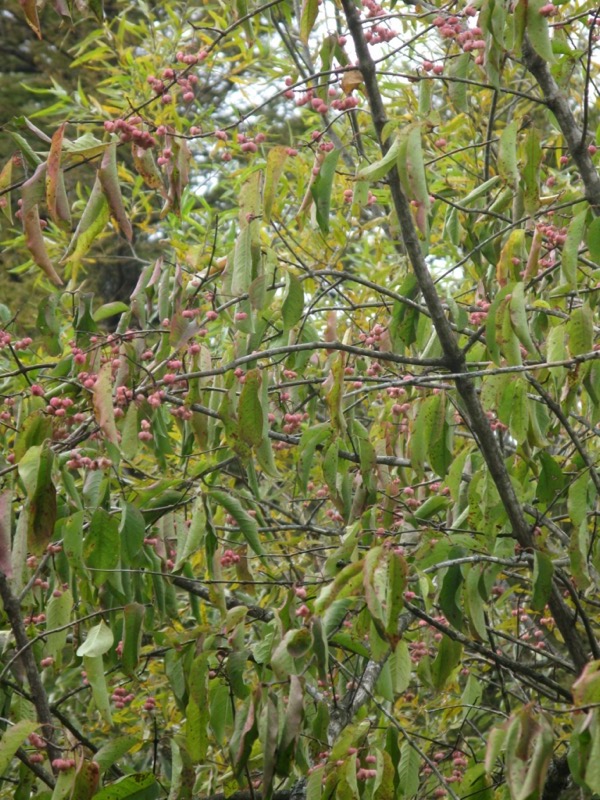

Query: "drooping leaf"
left=98, top=143, right=133, bottom=241
left=311, top=148, right=340, bottom=234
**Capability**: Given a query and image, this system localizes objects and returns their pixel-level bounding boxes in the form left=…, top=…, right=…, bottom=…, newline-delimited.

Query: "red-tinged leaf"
left=52, top=0, right=72, bottom=18
left=93, top=362, right=119, bottom=445
left=0, top=492, right=12, bottom=578
left=46, top=122, right=70, bottom=228
left=132, top=144, right=165, bottom=193
left=400, top=125, right=430, bottom=239
left=262, top=694, right=279, bottom=800
left=573, top=661, right=600, bottom=706
left=20, top=0, right=42, bottom=39
left=300, top=0, right=319, bottom=43
left=231, top=695, right=258, bottom=778
left=162, top=139, right=191, bottom=218
left=99, top=143, right=133, bottom=242
left=276, top=676, right=304, bottom=776
left=21, top=164, right=63, bottom=286
left=264, top=146, right=288, bottom=222
left=71, top=759, right=100, bottom=800
left=505, top=707, right=554, bottom=800
left=18, top=443, right=57, bottom=554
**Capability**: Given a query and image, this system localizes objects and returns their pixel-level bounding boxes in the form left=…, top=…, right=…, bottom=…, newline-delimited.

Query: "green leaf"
left=311, top=148, right=340, bottom=234
left=568, top=304, right=593, bottom=356
left=509, top=283, right=537, bottom=353
left=431, top=635, right=462, bottom=691
left=282, top=274, right=304, bottom=330
left=264, top=146, right=288, bottom=222
left=586, top=216, right=600, bottom=263
left=357, top=133, right=403, bottom=182
left=237, top=368, right=264, bottom=448
left=93, top=302, right=130, bottom=322
left=76, top=620, right=114, bottom=658
left=498, top=121, right=519, bottom=187
left=121, top=603, right=145, bottom=676
left=398, top=742, right=420, bottom=798
left=92, top=773, right=160, bottom=800
left=562, top=209, right=587, bottom=287
left=84, top=508, right=120, bottom=586
left=209, top=490, right=264, bottom=558
left=232, top=225, right=252, bottom=296
left=62, top=176, right=110, bottom=269
left=45, top=589, right=73, bottom=661
left=531, top=551, right=553, bottom=612
left=94, top=736, right=138, bottom=775
left=83, top=655, right=112, bottom=725
left=526, top=0, right=555, bottom=63
left=300, top=0, right=319, bottom=43
left=120, top=502, right=145, bottom=566
left=0, top=721, right=39, bottom=775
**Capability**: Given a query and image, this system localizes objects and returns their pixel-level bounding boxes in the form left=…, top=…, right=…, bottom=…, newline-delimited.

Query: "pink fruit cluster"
left=27, top=733, right=46, bottom=762
left=282, top=412, right=308, bottom=434
left=111, top=686, right=135, bottom=709
left=52, top=758, right=76, bottom=772
left=468, top=298, right=491, bottom=326
left=104, top=116, right=156, bottom=150
left=220, top=549, right=241, bottom=567
left=364, top=24, right=397, bottom=44
left=147, top=61, right=200, bottom=106
left=66, top=450, right=112, bottom=470
left=430, top=9, right=485, bottom=65
left=143, top=696, right=157, bottom=712
left=138, top=419, right=153, bottom=442
left=362, top=0, right=385, bottom=18
left=359, top=321, right=387, bottom=348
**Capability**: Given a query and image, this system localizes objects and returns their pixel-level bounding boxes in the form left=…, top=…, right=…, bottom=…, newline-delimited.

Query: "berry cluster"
left=104, top=116, right=156, bottom=149
left=111, top=686, right=136, bottom=709
left=220, top=549, right=241, bottom=567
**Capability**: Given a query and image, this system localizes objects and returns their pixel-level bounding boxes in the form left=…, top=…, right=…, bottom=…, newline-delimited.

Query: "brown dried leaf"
left=92, top=362, right=119, bottom=445
left=341, top=69, right=364, bottom=95
left=46, top=122, right=71, bottom=228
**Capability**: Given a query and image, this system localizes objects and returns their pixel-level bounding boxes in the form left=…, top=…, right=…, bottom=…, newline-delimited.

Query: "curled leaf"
left=98, top=143, right=133, bottom=241
left=21, top=164, right=63, bottom=286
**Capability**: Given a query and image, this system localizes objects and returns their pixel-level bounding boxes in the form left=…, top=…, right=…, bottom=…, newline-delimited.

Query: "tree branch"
left=340, top=0, right=589, bottom=673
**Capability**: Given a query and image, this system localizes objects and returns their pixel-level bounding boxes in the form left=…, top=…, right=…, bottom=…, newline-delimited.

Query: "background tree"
left=0, top=1, right=599, bottom=799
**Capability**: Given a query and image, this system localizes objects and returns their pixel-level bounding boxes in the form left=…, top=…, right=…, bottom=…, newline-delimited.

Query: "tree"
left=0, top=0, right=599, bottom=798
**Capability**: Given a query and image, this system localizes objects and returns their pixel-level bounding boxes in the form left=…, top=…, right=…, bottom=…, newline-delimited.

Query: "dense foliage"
left=0, top=0, right=599, bottom=798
